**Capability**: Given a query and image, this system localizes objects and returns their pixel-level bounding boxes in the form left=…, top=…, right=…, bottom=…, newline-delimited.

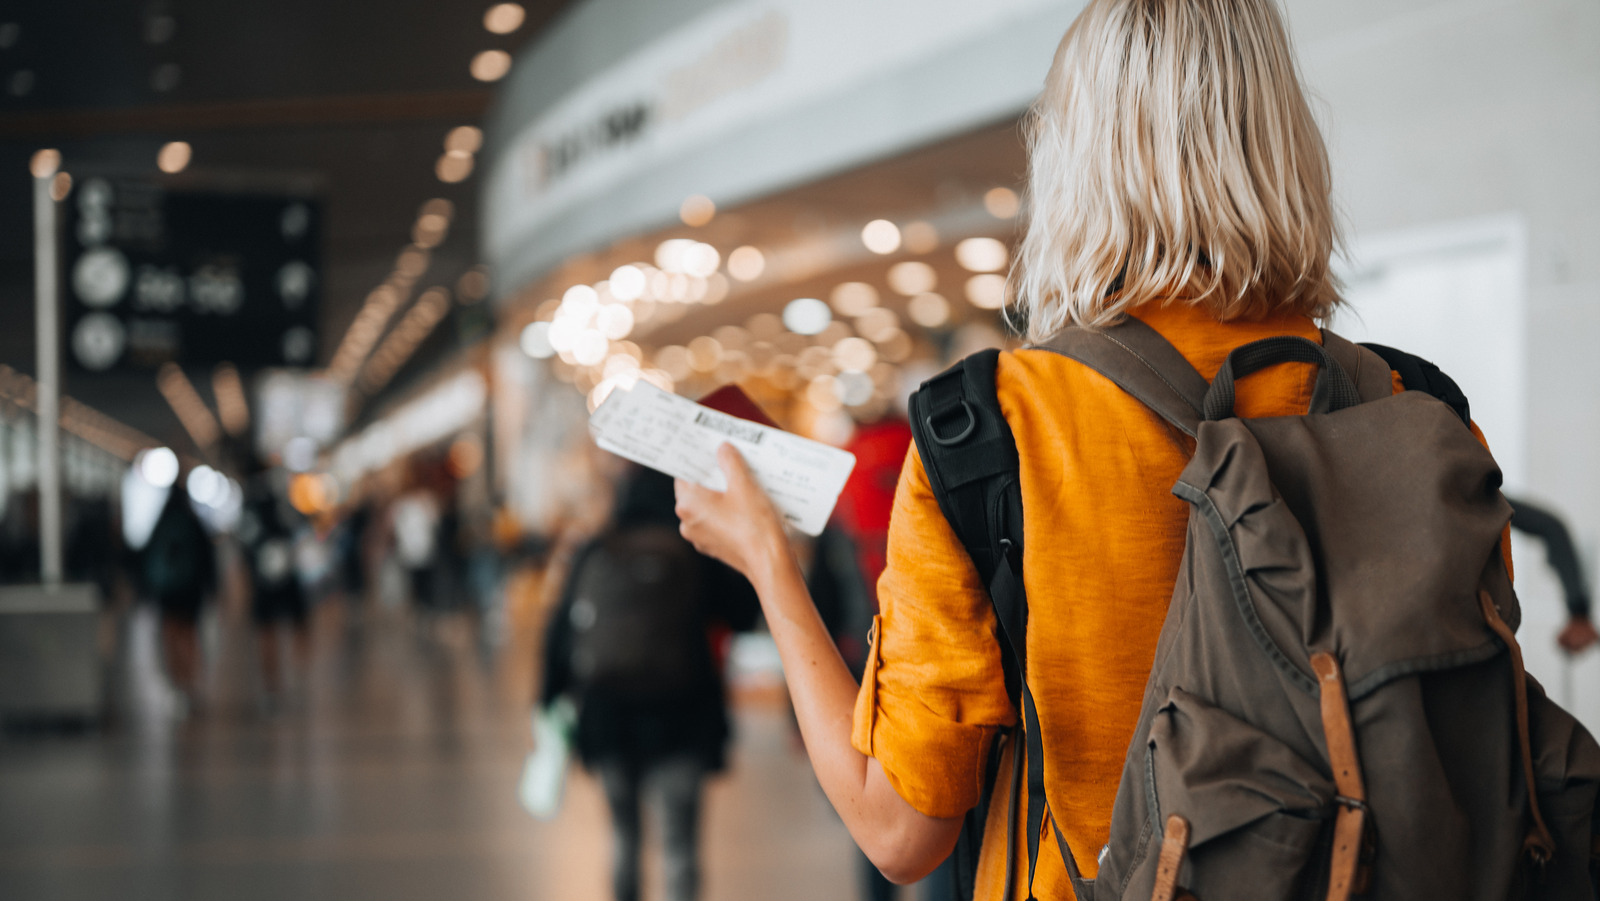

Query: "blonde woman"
left=678, top=0, right=1423, bottom=898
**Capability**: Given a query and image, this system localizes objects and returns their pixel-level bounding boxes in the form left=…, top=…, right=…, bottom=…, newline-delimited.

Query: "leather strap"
left=1311, top=651, right=1372, bottom=901
left=1033, top=318, right=1207, bottom=438
left=1478, top=590, right=1557, bottom=864
left=1149, top=815, right=1192, bottom=901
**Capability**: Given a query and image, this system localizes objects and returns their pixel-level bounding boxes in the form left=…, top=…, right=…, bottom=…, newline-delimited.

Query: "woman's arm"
left=675, top=444, right=963, bottom=883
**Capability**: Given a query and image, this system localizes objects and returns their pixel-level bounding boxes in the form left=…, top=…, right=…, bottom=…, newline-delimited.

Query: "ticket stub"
left=589, top=381, right=856, bottom=536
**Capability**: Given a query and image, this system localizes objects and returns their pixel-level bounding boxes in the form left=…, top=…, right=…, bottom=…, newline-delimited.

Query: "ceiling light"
left=156, top=141, right=191, bottom=174
left=727, top=246, right=764, bottom=281
left=471, top=49, right=512, bottom=82
left=902, top=220, right=940, bottom=254
left=833, top=337, right=877, bottom=373
left=435, top=151, right=473, bottom=183
left=955, top=237, right=1009, bottom=273
left=483, top=3, right=526, bottom=34
left=520, top=321, right=554, bottom=359
left=29, top=148, right=60, bottom=179
left=783, top=298, right=832, bottom=336
left=679, top=194, right=715, bottom=227
left=907, top=292, right=951, bottom=328
left=609, top=265, right=646, bottom=302
left=861, top=219, right=901, bottom=255
left=984, top=187, right=1021, bottom=219
left=966, top=273, right=1008, bottom=310
left=137, top=447, right=179, bottom=488
left=830, top=282, right=879, bottom=316
left=445, top=125, right=482, bottom=154
left=887, top=261, right=937, bottom=296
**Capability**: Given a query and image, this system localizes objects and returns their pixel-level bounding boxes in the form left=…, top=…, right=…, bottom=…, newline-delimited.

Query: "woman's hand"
left=674, top=443, right=789, bottom=587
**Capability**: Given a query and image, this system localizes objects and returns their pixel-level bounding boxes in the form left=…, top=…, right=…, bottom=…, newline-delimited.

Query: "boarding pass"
left=588, top=381, right=856, bottom=536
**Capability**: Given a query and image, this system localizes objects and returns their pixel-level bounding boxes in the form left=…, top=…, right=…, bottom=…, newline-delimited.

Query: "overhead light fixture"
left=470, top=49, right=512, bottom=82
left=984, top=187, right=1021, bottom=219
left=483, top=3, right=526, bottom=34
left=955, top=237, right=1009, bottom=273
left=29, top=148, right=60, bottom=179
left=157, top=140, right=191, bottom=174
left=727, top=246, right=765, bottom=281
left=445, top=125, right=482, bottom=154
left=679, top=194, right=715, bottom=227
left=435, top=151, right=474, bottom=183
left=861, top=220, right=901, bottom=255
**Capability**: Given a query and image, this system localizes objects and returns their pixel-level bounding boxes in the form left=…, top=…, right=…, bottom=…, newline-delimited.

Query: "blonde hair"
left=1014, top=0, right=1341, bottom=338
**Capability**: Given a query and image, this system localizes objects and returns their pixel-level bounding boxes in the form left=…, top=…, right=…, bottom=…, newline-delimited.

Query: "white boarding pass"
left=588, top=381, right=856, bottom=536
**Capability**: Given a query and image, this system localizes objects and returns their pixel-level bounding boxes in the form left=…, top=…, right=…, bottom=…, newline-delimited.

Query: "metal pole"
left=34, top=164, right=62, bottom=589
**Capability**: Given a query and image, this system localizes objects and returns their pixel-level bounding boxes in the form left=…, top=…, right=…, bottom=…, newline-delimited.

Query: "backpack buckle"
left=926, top=398, right=978, bottom=446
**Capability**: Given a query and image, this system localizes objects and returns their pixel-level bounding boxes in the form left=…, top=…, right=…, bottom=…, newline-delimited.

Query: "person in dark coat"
left=541, top=466, right=758, bottom=901
left=141, top=483, right=217, bottom=703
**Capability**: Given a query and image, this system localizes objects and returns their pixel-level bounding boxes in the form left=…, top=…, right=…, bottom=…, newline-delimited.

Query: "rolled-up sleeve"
left=850, top=444, right=1018, bottom=819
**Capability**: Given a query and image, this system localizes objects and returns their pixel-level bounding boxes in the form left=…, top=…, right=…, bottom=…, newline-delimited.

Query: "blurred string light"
left=49, top=171, right=72, bottom=201
left=854, top=307, right=900, bottom=343
left=358, top=287, right=453, bottom=394
left=483, top=3, right=526, bottom=34
left=966, top=273, right=1008, bottom=310
left=679, top=194, right=716, bottom=227
left=327, top=284, right=406, bottom=382
left=137, top=447, right=179, bottom=488
left=436, top=151, right=474, bottom=183
left=861, top=219, right=901, bottom=255
left=833, top=337, right=877, bottom=373
left=456, top=266, right=489, bottom=304
left=30, top=148, right=60, bottom=178
left=830, top=282, right=879, bottom=316
left=655, top=239, right=720, bottom=278
left=156, top=362, right=221, bottom=450
left=157, top=141, right=191, bottom=174
left=727, top=246, right=765, bottom=281
left=887, top=261, right=936, bottom=295
left=984, top=187, right=1021, bottom=219
left=185, top=464, right=232, bottom=508
left=471, top=49, right=512, bottom=82
left=0, top=365, right=157, bottom=461
left=783, top=298, right=832, bottom=335
left=609, top=264, right=646, bottom=301
left=445, top=125, right=482, bottom=154
left=908, top=292, right=951, bottom=328
left=955, top=237, right=1009, bottom=272
left=902, top=220, right=940, bottom=254
left=520, top=321, right=554, bottom=359
left=211, top=362, right=250, bottom=437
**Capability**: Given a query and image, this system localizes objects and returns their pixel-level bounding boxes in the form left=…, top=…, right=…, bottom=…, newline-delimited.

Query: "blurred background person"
left=239, top=467, right=310, bottom=708
left=139, top=477, right=217, bottom=711
left=540, top=466, right=758, bottom=901
left=1509, top=496, right=1600, bottom=654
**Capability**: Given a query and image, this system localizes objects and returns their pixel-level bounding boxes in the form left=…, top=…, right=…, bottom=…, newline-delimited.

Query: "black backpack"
left=909, top=321, right=1600, bottom=900
left=566, top=524, right=708, bottom=699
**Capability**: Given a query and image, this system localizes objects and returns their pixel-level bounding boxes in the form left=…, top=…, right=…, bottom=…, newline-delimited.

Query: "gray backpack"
left=909, top=319, right=1600, bottom=901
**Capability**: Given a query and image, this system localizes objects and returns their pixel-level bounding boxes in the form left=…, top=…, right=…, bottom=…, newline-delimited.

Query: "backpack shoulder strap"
left=907, top=349, right=1023, bottom=695
left=908, top=349, right=1029, bottom=900
left=1032, top=317, right=1208, bottom=437
left=1356, top=341, right=1472, bottom=425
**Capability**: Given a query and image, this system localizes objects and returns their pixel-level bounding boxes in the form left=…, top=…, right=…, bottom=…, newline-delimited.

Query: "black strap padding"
left=1359, top=342, right=1472, bottom=425
left=1203, top=335, right=1362, bottom=421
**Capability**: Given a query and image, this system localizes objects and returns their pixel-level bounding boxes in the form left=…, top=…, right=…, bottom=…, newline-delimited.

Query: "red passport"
left=696, top=384, right=778, bottom=430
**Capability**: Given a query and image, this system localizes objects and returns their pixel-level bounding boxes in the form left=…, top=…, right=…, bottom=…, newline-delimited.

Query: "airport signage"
left=62, top=179, right=322, bottom=373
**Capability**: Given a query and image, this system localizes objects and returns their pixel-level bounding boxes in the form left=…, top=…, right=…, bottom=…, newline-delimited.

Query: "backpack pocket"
left=1126, top=687, right=1336, bottom=901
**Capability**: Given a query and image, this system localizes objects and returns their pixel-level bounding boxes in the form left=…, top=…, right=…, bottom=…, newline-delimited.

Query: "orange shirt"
left=849, top=302, right=1510, bottom=900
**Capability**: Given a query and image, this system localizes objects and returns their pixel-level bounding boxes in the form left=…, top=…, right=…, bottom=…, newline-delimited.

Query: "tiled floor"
left=0, top=602, right=860, bottom=901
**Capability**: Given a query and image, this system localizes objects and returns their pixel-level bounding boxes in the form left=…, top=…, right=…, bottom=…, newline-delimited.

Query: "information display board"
left=62, top=178, right=322, bottom=373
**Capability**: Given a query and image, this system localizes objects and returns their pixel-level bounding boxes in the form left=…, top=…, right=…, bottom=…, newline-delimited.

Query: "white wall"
left=1287, top=0, right=1600, bottom=726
